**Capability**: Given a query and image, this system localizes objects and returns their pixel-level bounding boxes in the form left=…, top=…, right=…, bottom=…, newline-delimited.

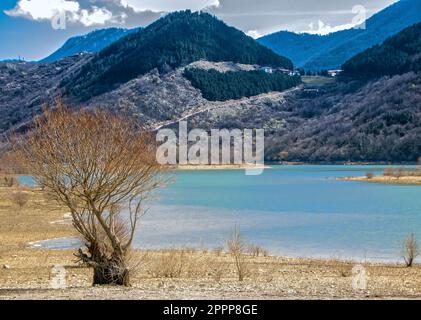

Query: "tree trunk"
left=93, top=265, right=130, bottom=286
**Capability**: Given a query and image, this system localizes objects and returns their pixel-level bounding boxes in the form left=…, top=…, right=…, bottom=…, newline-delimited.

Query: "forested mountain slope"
left=258, top=0, right=421, bottom=71
left=62, top=11, right=293, bottom=101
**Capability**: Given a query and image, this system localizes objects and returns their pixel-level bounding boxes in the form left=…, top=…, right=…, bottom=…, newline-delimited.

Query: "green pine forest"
left=184, top=68, right=301, bottom=101
left=342, top=22, right=421, bottom=79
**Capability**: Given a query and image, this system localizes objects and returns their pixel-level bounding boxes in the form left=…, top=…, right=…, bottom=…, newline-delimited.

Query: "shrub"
left=366, top=172, right=375, bottom=179
left=227, top=226, right=250, bottom=281
left=247, top=244, right=269, bottom=257
left=148, top=250, right=187, bottom=278
left=403, top=233, right=419, bottom=267
left=11, top=191, right=29, bottom=210
left=0, top=176, right=19, bottom=187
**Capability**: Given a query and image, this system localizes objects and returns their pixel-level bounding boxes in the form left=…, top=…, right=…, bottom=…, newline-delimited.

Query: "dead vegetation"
left=247, top=244, right=269, bottom=257
left=227, top=227, right=252, bottom=281
left=384, top=167, right=421, bottom=179
left=403, top=234, right=419, bottom=267
left=10, top=190, right=29, bottom=210
left=0, top=176, right=18, bottom=188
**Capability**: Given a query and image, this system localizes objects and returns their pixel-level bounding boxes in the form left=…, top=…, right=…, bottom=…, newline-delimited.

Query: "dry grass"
left=0, top=186, right=75, bottom=247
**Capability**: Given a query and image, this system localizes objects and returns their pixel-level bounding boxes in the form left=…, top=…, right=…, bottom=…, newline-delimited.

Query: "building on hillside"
left=327, top=70, right=343, bottom=77
left=288, top=70, right=301, bottom=76
left=260, top=66, right=274, bottom=74
left=277, top=68, right=291, bottom=74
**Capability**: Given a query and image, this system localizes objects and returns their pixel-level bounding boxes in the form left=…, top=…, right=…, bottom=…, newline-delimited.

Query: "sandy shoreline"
left=1, top=186, right=421, bottom=300
left=173, top=164, right=270, bottom=171
left=340, top=175, right=421, bottom=185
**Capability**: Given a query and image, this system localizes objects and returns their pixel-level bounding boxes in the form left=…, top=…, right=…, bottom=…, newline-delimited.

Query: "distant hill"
left=0, top=58, right=25, bottom=62
left=40, top=28, right=139, bottom=63
left=62, top=10, right=293, bottom=100
left=342, top=22, right=421, bottom=79
left=263, top=71, right=421, bottom=163
left=258, top=0, right=421, bottom=71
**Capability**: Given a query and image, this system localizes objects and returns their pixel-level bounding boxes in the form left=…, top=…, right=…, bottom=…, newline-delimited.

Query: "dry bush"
left=227, top=226, right=251, bottom=281
left=247, top=244, right=269, bottom=257
left=208, top=261, right=226, bottom=282
left=213, top=246, right=224, bottom=256
left=365, top=172, right=375, bottom=179
left=149, top=249, right=213, bottom=279
left=403, top=233, right=419, bottom=267
left=384, top=167, right=415, bottom=179
left=261, top=265, right=278, bottom=283
left=395, top=168, right=405, bottom=179
left=10, top=190, right=29, bottom=210
left=384, top=168, right=394, bottom=177
left=0, top=175, right=19, bottom=187
left=147, top=250, right=188, bottom=278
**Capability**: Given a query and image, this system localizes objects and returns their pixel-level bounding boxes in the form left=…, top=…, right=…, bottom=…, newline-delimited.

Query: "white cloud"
left=6, top=0, right=80, bottom=20
left=77, top=7, right=113, bottom=26
left=6, top=0, right=116, bottom=26
left=304, top=20, right=359, bottom=35
left=121, top=0, right=219, bottom=13
left=3, top=0, right=396, bottom=35
left=246, top=30, right=262, bottom=39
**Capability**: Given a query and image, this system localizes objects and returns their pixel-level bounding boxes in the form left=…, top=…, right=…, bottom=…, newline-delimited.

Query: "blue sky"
left=0, top=0, right=396, bottom=61
left=0, top=0, right=95, bottom=60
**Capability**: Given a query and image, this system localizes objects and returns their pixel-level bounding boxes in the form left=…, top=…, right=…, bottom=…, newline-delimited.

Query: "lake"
left=29, top=165, right=421, bottom=263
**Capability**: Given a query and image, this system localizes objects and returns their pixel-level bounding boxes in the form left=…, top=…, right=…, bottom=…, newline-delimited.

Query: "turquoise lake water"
left=28, top=165, right=421, bottom=262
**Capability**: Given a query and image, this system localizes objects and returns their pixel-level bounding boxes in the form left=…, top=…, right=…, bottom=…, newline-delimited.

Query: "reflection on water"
left=30, top=165, right=421, bottom=262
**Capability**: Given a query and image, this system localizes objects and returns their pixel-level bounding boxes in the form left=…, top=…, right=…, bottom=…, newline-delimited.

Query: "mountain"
left=40, top=28, right=139, bottom=63
left=0, top=55, right=92, bottom=133
left=258, top=0, right=421, bottom=71
left=0, top=11, right=298, bottom=135
left=342, top=22, right=421, bottom=79
left=264, top=72, right=421, bottom=163
left=259, top=21, right=421, bottom=162
left=185, top=20, right=421, bottom=163
left=184, top=70, right=421, bottom=163
left=3, top=10, right=420, bottom=163
left=62, top=10, right=293, bottom=101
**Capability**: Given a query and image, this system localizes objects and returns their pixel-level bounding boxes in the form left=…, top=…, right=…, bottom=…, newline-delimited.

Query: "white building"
left=327, top=70, right=343, bottom=77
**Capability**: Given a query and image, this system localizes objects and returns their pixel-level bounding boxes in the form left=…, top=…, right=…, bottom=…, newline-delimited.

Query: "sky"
left=0, top=0, right=397, bottom=61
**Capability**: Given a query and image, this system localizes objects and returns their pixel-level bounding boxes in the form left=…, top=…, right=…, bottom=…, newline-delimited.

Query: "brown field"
left=1, top=184, right=421, bottom=300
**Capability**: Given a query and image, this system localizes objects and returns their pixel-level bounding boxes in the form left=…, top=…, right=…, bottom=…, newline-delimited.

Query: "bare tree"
left=227, top=226, right=250, bottom=281
left=403, top=233, right=418, bottom=267
left=14, top=103, right=166, bottom=286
